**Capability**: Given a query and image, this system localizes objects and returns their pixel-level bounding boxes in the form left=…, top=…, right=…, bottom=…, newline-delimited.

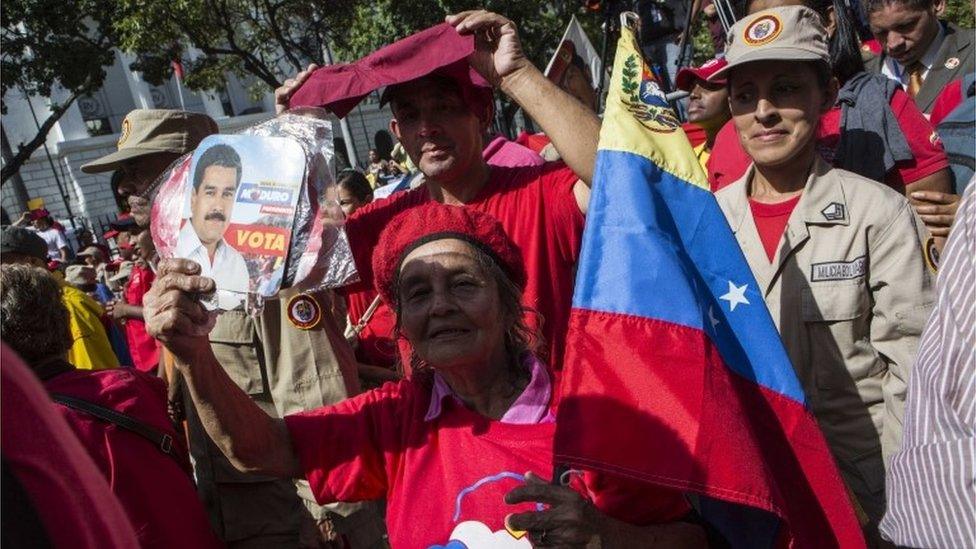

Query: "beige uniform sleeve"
left=867, top=201, right=935, bottom=464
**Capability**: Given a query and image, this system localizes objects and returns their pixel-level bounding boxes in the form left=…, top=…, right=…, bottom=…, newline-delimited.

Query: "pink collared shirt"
left=425, top=353, right=554, bottom=424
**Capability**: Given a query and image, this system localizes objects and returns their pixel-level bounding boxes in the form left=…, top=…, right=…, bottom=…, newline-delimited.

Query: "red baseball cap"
left=372, top=203, right=525, bottom=307
left=288, top=23, right=493, bottom=122
left=29, top=208, right=51, bottom=221
left=675, top=57, right=728, bottom=92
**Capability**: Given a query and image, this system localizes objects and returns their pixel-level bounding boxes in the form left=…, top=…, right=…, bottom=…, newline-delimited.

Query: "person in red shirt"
left=1, top=344, right=139, bottom=549
left=276, top=11, right=599, bottom=377
left=143, top=203, right=704, bottom=548
left=711, top=0, right=958, bottom=248
left=928, top=77, right=965, bottom=126
left=0, top=264, right=220, bottom=549
left=674, top=57, right=730, bottom=171
left=107, top=227, right=161, bottom=374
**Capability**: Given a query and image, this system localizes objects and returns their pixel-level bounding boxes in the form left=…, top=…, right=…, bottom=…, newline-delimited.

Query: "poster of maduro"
left=175, top=134, right=306, bottom=310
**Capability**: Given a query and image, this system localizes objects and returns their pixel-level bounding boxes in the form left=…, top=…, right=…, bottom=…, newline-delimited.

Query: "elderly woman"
left=712, top=5, right=934, bottom=534
left=146, top=203, right=703, bottom=548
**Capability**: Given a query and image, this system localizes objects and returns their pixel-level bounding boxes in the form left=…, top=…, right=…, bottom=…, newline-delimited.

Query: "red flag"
left=171, top=60, right=184, bottom=81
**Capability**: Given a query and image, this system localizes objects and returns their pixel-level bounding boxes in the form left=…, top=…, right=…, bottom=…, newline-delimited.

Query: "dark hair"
left=337, top=170, right=373, bottom=203
left=193, top=144, right=242, bottom=191
left=861, top=0, right=934, bottom=15
left=0, top=264, right=72, bottom=366
left=391, top=241, right=542, bottom=378
left=385, top=73, right=464, bottom=113
left=744, top=0, right=865, bottom=84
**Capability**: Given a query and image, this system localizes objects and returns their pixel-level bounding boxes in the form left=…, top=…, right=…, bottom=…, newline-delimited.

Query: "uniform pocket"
left=801, top=282, right=868, bottom=322
left=838, top=447, right=887, bottom=522
left=208, top=311, right=266, bottom=395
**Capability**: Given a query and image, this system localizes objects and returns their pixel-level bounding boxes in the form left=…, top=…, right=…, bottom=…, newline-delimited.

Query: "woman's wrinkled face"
left=729, top=61, right=831, bottom=169
left=397, top=238, right=506, bottom=370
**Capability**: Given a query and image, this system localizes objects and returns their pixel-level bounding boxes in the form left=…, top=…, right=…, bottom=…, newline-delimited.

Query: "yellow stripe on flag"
left=599, top=18, right=709, bottom=190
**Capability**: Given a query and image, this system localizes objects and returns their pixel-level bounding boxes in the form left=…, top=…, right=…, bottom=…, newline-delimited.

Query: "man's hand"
left=105, top=300, right=125, bottom=320
left=143, top=258, right=216, bottom=360
left=274, top=64, right=319, bottom=115
left=910, top=190, right=959, bottom=237
left=447, top=10, right=532, bottom=88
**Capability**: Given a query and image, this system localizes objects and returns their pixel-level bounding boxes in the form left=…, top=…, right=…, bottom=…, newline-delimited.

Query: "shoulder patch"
left=924, top=236, right=940, bottom=273
left=821, top=202, right=846, bottom=222
left=945, top=57, right=960, bottom=70
left=286, top=293, right=322, bottom=330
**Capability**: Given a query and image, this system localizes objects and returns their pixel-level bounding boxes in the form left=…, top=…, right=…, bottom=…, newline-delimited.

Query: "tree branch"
left=261, top=0, right=304, bottom=72
left=1, top=89, right=82, bottom=185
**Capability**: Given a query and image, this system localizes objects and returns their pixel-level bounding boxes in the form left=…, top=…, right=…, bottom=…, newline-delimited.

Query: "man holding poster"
left=175, top=143, right=250, bottom=310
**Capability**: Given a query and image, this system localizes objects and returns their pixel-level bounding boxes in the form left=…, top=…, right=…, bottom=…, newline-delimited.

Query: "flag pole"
left=175, top=76, right=186, bottom=111
left=595, top=0, right=619, bottom=114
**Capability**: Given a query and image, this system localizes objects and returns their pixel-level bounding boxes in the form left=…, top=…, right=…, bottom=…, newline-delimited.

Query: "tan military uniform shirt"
left=716, top=159, right=934, bottom=522
left=185, top=288, right=385, bottom=546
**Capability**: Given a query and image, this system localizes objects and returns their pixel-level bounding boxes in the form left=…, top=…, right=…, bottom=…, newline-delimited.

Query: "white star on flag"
left=720, top=281, right=750, bottom=312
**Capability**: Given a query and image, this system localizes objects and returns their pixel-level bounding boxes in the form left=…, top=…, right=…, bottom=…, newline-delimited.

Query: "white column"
left=118, top=51, right=154, bottom=109
left=186, top=47, right=229, bottom=118
left=261, top=92, right=276, bottom=114
left=49, top=85, right=89, bottom=142
left=198, top=89, right=227, bottom=119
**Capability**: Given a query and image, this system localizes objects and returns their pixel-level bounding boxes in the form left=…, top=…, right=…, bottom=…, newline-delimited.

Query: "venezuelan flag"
left=554, top=14, right=864, bottom=547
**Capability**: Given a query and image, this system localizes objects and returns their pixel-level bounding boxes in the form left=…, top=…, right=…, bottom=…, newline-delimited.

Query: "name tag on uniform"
left=811, top=256, right=866, bottom=282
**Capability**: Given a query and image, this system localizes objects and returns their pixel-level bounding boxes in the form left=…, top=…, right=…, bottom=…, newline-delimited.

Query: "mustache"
left=204, top=211, right=227, bottom=222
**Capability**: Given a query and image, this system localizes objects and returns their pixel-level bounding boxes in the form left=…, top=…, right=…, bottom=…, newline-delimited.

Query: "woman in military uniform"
left=712, top=5, right=935, bottom=538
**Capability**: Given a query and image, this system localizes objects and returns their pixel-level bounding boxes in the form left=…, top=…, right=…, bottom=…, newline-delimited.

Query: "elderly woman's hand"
left=144, top=258, right=217, bottom=361
left=504, top=472, right=601, bottom=548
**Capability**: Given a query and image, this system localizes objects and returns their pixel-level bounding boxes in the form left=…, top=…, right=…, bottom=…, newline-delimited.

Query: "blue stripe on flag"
left=575, top=149, right=806, bottom=404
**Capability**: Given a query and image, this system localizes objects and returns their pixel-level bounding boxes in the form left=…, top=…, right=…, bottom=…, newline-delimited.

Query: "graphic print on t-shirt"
left=427, top=471, right=543, bottom=549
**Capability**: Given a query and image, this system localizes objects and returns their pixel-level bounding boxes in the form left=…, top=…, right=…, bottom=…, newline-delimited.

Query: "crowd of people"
left=1, top=1, right=973, bottom=548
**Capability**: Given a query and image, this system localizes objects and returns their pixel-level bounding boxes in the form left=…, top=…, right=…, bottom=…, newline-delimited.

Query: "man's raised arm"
left=144, top=258, right=301, bottom=478
left=449, top=10, right=601, bottom=190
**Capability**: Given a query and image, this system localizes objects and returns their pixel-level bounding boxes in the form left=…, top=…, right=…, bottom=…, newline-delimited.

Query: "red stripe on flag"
left=554, top=309, right=864, bottom=548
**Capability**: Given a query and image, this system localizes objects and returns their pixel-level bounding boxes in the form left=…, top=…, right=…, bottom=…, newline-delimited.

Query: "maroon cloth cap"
left=372, top=203, right=525, bottom=307
left=675, top=57, right=728, bottom=92
left=288, top=23, right=493, bottom=121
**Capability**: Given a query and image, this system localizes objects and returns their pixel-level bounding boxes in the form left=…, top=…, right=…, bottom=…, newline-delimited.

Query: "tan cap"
left=711, top=6, right=829, bottom=80
left=65, top=265, right=97, bottom=286
left=81, top=109, right=218, bottom=174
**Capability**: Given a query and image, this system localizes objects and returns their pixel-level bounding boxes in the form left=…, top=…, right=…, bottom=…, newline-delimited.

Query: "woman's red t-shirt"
left=749, top=195, right=803, bottom=262
left=285, top=379, right=689, bottom=548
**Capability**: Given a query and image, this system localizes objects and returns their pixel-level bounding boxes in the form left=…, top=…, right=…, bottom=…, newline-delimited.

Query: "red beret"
left=372, top=203, right=525, bottom=307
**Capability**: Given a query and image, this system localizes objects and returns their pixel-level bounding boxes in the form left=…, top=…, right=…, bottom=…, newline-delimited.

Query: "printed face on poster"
left=175, top=134, right=306, bottom=310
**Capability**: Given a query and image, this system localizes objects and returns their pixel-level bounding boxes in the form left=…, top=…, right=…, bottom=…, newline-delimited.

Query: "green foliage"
left=116, top=0, right=360, bottom=95
left=944, top=0, right=975, bottom=28
left=116, top=0, right=606, bottom=124
left=330, top=1, right=605, bottom=75
left=689, top=12, right=717, bottom=66
left=1, top=0, right=123, bottom=113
